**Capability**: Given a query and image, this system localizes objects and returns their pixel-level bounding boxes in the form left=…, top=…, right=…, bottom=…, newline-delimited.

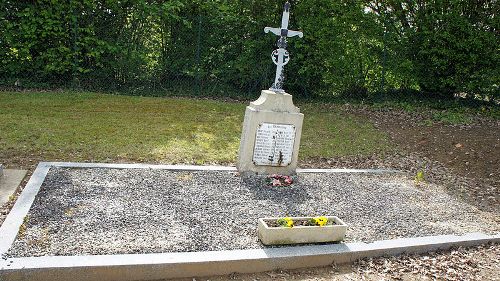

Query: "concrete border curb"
left=46, top=161, right=401, bottom=173
left=1, top=233, right=498, bottom=281
left=0, top=162, right=497, bottom=281
left=0, top=163, right=50, bottom=254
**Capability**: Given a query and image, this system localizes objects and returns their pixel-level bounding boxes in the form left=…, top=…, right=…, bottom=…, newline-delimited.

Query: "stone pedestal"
left=237, top=90, right=304, bottom=175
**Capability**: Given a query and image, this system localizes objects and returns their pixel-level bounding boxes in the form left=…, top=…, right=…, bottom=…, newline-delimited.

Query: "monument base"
left=237, top=90, right=304, bottom=176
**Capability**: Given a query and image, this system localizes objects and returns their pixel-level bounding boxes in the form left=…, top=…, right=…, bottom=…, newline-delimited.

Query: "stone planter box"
left=258, top=216, right=347, bottom=245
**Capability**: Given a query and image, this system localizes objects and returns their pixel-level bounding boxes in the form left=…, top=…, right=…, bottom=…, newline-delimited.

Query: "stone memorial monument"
left=237, top=1, right=304, bottom=176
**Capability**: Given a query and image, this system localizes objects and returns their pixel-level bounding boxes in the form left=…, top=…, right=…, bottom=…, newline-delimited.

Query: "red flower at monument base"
left=266, top=174, right=293, bottom=187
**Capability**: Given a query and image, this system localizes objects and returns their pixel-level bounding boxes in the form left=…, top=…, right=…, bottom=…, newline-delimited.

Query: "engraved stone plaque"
left=253, top=123, right=295, bottom=166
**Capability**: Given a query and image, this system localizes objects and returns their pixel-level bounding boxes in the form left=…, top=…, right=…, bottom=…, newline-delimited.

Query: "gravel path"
left=6, top=167, right=499, bottom=257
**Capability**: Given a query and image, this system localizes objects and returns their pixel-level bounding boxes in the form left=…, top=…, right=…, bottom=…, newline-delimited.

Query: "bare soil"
left=355, top=106, right=499, bottom=213
left=301, top=105, right=499, bottom=214
left=357, top=107, right=499, bottom=185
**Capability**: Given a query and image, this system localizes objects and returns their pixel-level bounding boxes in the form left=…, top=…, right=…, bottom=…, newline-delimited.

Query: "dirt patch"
left=355, top=107, right=499, bottom=213
left=300, top=105, right=499, bottom=214
left=358, top=107, right=499, bottom=183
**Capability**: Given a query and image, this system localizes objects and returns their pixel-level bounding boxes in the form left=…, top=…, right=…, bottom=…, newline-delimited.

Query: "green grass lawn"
left=0, top=92, right=391, bottom=167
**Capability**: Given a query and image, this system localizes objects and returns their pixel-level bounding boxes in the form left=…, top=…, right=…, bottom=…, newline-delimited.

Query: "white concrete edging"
left=47, top=161, right=401, bottom=174
left=0, top=162, right=497, bottom=281
left=0, top=163, right=50, bottom=254
left=1, top=233, right=498, bottom=281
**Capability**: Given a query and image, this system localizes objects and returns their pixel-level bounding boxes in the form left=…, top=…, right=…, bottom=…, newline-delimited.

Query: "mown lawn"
left=0, top=92, right=391, bottom=167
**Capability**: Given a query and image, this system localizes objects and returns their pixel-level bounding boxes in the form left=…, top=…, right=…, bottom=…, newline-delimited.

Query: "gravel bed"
left=6, top=167, right=499, bottom=257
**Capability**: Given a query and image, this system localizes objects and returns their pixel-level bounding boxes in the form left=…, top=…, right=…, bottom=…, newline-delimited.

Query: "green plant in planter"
left=275, top=216, right=330, bottom=228
left=276, top=217, right=294, bottom=228
left=308, top=216, right=328, bottom=226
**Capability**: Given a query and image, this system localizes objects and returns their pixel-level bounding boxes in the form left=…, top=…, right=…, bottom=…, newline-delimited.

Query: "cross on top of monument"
left=264, top=1, right=303, bottom=93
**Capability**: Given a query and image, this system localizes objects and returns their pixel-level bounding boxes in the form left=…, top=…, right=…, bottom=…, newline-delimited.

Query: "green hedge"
left=0, top=0, right=497, bottom=101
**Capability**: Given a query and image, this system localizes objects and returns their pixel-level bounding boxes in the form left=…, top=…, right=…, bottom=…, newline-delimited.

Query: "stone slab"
left=253, top=123, right=296, bottom=166
left=0, top=169, right=28, bottom=206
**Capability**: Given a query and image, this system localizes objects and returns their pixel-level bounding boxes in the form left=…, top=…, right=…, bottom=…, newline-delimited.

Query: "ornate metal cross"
left=264, top=1, right=303, bottom=93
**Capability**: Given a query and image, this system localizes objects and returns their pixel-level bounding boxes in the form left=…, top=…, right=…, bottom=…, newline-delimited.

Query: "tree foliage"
left=0, top=0, right=497, bottom=100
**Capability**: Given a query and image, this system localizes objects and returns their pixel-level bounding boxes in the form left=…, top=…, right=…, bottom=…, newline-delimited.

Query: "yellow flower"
left=314, top=216, right=328, bottom=226
left=277, top=217, right=294, bottom=228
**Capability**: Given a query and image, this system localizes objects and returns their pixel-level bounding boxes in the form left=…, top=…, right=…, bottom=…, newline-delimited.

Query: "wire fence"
left=68, top=13, right=278, bottom=100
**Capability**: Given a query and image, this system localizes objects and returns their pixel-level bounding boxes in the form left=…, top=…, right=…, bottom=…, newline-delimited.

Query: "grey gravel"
left=6, top=167, right=499, bottom=257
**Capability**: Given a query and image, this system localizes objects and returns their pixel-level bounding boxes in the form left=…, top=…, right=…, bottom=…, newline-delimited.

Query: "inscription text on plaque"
left=253, top=123, right=295, bottom=166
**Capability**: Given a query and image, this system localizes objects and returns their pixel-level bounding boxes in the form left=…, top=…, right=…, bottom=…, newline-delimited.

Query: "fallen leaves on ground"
left=355, top=244, right=500, bottom=280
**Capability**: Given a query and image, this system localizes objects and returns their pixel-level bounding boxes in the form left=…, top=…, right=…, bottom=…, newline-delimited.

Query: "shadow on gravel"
left=241, top=176, right=312, bottom=214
